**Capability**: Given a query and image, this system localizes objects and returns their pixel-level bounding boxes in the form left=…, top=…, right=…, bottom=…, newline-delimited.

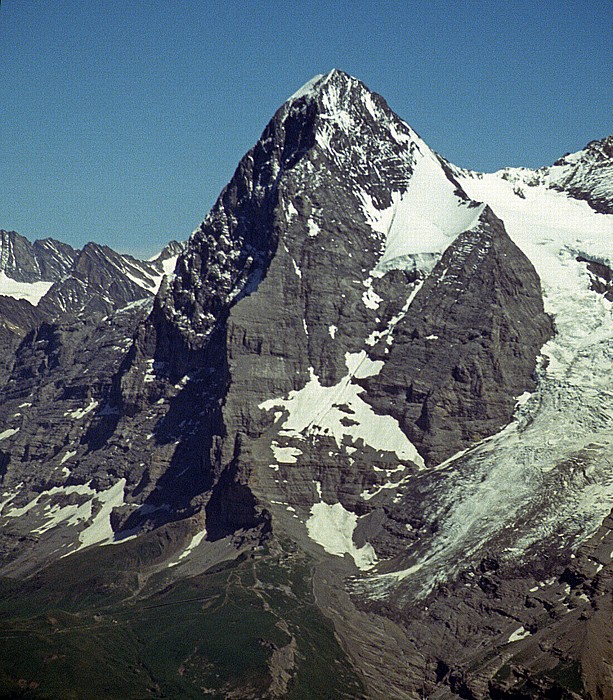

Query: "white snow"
left=360, top=149, right=485, bottom=274
left=59, top=450, right=77, bottom=465
left=64, top=398, right=98, bottom=420
left=288, top=74, right=324, bottom=101
left=5, top=483, right=94, bottom=519
left=361, top=471, right=411, bottom=501
left=286, top=200, right=299, bottom=219
left=508, top=626, right=531, bottom=643
left=458, top=171, right=613, bottom=322
left=149, top=255, right=179, bottom=293
left=161, top=255, right=178, bottom=277
left=168, top=529, right=207, bottom=567
left=328, top=324, right=337, bottom=339
left=362, top=282, right=383, bottom=310
left=124, top=269, right=155, bottom=291
left=0, top=428, right=19, bottom=441
left=307, top=219, right=320, bottom=237
left=0, top=484, right=23, bottom=515
left=260, top=352, right=423, bottom=466
left=135, top=255, right=179, bottom=293
left=0, top=271, right=53, bottom=306
left=345, top=351, right=384, bottom=378
left=32, top=496, right=93, bottom=535
left=271, top=443, right=303, bottom=464
left=4, top=478, right=127, bottom=550
left=515, top=392, right=532, bottom=407
left=366, top=281, right=423, bottom=348
left=143, top=358, right=156, bottom=383
left=363, top=168, right=613, bottom=600
left=77, top=479, right=127, bottom=549
left=306, top=501, right=377, bottom=570
left=290, top=257, right=302, bottom=278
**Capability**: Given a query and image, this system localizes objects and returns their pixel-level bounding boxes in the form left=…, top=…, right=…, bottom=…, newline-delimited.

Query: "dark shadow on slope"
left=115, top=323, right=229, bottom=535
left=205, top=459, right=272, bottom=541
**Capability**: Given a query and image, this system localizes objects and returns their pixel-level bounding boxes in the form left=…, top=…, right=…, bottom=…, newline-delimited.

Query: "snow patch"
left=515, top=391, right=532, bottom=407
left=271, top=443, right=303, bottom=464
left=362, top=284, right=383, bottom=310
left=286, top=200, right=299, bottom=219
left=306, top=501, right=377, bottom=570
left=6, top=483, right=94, bottom=519
left=161, top=255, right=178, bottom=277
left=0, top=484, right=23, bottom=514
left=508, top=626, right=531, bottom=643
left=0, top=428, right=19, bottom=441
left=60, top=450, right=77, bottom=465
left=345, top=351, right=384, bottom=379
left=307, top=219, right=320, bottom=237
left=77, top=479, right=127, bottom=549
left=360, top=150, right=484, bottom=274
left=5, top=479, right=127, bottom=550
left=64, top=399, right=98, bottom=420
left=366, top=281, right=423, bottom=348
left=288, top=74, right=324, bottom=101
left=260, top=352, right=423, bottom=466
left=0, top=271, right=53, bottom=306
left=168, top=529, right=208, bottom=568
left=291, top=257, right=302, bottom=278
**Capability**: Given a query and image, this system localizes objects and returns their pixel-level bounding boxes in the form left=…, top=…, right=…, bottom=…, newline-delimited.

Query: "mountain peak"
left=287, top=69, right=354, bottom=102
left=284, top=69, right=392, bottom=127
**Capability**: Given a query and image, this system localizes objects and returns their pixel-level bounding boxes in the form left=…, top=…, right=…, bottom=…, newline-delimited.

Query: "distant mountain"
left=0, top=231, right=183, bottom=384
left=0, top=71, right=611, bottom=699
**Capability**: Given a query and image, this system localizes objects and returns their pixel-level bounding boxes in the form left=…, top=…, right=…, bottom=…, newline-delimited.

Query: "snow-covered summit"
left=286, top=69, right=351, bottom=103
left=283, top=71, right=486, bottom=274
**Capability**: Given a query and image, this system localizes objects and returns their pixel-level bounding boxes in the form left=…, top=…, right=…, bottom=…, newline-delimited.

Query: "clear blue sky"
left=1, top=0, right=611, bottom=258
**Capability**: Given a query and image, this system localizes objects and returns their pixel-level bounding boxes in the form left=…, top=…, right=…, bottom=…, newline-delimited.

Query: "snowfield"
left=0, top=271, right=53, bottom=305
left=260, top=351, right=423, bottom=466
left=364, top=163, right=613, bottom=598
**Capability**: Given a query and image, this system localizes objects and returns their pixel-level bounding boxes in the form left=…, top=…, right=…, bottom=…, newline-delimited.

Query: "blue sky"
left=1, top=0, right=611, bottom=258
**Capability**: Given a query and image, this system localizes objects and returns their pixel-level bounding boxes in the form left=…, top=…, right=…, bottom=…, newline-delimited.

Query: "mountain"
left=0, top=232, right=183, bottom=385
left=0, top=70, right=611, bottom=699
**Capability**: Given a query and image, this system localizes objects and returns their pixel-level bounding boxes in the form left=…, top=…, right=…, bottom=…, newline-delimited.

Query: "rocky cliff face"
left=362, top=206, right=553, bottom=466
left=0, top=72, right=611, bottom=699
left=0, top=230, right=77, bottom=283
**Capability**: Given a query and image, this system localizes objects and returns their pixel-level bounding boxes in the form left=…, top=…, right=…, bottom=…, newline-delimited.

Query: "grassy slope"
left=0, top=544, right=365, bottom=699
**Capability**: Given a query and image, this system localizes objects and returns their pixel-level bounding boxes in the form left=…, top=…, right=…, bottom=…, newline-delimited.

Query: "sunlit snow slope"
left=365, top=160, right=613, bottom=598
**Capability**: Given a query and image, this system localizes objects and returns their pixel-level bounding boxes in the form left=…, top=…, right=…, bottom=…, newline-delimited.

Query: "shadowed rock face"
left=0, top=71, right=611, bottom=699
